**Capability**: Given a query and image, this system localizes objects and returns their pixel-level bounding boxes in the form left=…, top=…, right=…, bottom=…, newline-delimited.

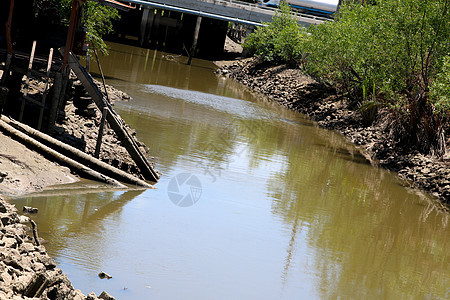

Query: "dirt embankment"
left=217, top=58, right=450, bottom=205
left=0, top=78, right=148, bottom=299
left=0, top=77, right=151, bottom=197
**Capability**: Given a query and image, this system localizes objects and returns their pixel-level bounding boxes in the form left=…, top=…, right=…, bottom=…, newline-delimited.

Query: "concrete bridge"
left=111, top=0, right=327, bottom=60
left=121, top=0, right=327, bottom=26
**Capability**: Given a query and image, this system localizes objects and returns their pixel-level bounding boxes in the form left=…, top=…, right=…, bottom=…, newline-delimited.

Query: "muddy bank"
left=217, top=58, right=450, bottom=205
left=0, top=76, right=153, bottom=299
left=0, top=194, right=115, bottom=299
left=52, top=78, right=154, bottom=180
left=0, top=131, right=77, bottom=197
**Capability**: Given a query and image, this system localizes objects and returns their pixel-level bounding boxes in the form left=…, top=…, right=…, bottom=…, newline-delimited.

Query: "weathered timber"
left=65, top=51, right=160, bottom=182
left=95, top=107, right=108, bottom=159
left=47, top=72, right=63, bottom=133
left=1, top=115, right=153, bottom=188
left=22, top=273, right=49, bottom=298
left=0, top=117, right=126, bottom=188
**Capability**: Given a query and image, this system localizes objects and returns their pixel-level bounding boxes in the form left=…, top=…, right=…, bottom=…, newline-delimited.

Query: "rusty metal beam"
left=6, top=0, right=15, bottom=55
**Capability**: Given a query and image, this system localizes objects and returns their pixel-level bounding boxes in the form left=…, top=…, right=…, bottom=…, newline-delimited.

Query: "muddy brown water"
left=14, top=43, right=450, bottom=299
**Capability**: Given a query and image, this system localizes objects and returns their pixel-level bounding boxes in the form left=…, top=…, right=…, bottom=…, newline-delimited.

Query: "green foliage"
left=431, top=55, right=450, bottom=114
left=82, top=2, right=120, bottom=54
left=303, top=0, right=450, bottom=154
left=43, top=0, right=120, bottom=55
left=243, top=1, right=306, bottom=63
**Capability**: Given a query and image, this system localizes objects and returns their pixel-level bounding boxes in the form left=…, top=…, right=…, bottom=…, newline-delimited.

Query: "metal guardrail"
left=204, top=0, right=329, bottom=23
left=121, top=0, right=327, bottom=26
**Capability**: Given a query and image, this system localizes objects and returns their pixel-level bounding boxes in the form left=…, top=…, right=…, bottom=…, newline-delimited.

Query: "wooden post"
left=1, top=0, right=15, bottom=84
left=65, top=51, right=160, bottom=181
left=5, top=0, right=15, bottom=56
left=37, top=48, right=53, bottom=131
left=19, top=41, right=37, bottom=122
left=145, top=9, right=155, bottom=45
left=139, top=7, right=151, bottom=46
left=63, top=0, right=86, bottom=71
left=188, top=16, right=202, bottom=65
left=94, top=107, right=108, bottom=159
left=86, top=51, right=91, bottom=72
left=0, top=87, right=8, bottom=117
left=48, top=72, right=62, bottom=133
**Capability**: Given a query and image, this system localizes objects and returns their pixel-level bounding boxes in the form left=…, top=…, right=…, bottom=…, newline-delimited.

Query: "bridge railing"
left=195, top=0, right=329, bottom=24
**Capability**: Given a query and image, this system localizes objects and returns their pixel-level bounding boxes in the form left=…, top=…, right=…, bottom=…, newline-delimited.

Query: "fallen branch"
left=0, top=118, right=125, bottom=188
left=1, top=115, right=153, bottom=188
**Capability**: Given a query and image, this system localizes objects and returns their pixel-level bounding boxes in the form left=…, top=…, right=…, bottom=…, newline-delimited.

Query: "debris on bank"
left=218, top=58, right=450, bottom=205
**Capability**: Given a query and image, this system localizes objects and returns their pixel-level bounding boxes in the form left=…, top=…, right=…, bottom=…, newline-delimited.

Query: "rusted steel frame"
left=6, top=0, right=15, bottom=55
left=63, top=0, right=87, bottom=71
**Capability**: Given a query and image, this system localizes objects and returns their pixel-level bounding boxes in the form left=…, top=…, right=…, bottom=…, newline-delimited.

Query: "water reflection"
left=13, top=43, right=450, bottom=299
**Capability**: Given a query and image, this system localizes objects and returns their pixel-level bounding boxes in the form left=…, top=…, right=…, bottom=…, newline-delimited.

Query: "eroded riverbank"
left=217, top=58, right=450, bottom=206
left=0, top=73, right=153, bottom=299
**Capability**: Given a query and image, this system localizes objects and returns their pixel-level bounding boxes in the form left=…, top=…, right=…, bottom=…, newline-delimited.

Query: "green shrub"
left=243, top=1, right=306, bottom=64
left=431, top=55, right=450, bottom=115
left=303, top=0, right=450, bottom=154
left=45, top=0, right=120, bottom=54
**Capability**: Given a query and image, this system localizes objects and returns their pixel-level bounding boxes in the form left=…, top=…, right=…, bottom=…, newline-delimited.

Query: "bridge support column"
left=187, top=15, right=202, bottom=65
left=139, top=7, right=151, bottom=46
left=144, top=9, right=155, bottom=45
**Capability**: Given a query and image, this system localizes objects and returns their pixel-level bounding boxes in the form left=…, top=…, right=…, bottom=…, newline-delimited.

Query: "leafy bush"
left=43, top=0, right=120, bottom=54
left=431, top=55, right=450, bottom=114
left=243, top=1, right=306, bottom=64
left=82, top=2, right=120, bottom=54
left=303, top=0, right=450, bottom=154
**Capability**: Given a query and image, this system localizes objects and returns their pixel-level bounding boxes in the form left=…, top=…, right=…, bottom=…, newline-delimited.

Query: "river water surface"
left=15, top=43, right=449, bottom=299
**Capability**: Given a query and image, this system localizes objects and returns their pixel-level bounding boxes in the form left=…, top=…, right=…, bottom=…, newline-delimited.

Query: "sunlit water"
left=15, top=43, right=450, bottom=299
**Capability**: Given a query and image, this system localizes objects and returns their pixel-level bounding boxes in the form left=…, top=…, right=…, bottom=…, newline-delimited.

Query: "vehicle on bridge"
left=257, top=0, right=340, bottom=18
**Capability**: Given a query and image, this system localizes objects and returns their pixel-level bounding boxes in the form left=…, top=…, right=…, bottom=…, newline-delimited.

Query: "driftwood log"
left=0, top=118, right=125, bottom=188
left=1, top=116, right=153, bottom=188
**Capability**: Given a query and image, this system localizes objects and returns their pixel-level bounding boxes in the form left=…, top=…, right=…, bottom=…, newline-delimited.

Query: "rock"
left=98, top=271, right=112, bottom=279
left=87, top=291, right=100, bottom=300
left=22, top=206, right=38, bottom=214
left=99, top=291, right=115, bottom=300
left=0, top=202, right=7, bottom=213
left=2, top=237, right=17, bottom=249
left=18, top=242, right=35, bottom=254
left=18, top=215, right=30, bottom=223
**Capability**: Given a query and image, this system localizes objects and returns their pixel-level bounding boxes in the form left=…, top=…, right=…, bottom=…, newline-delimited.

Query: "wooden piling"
left=95, top=107, right=108, bottom=158
left=65, top=51, right=160, bottom=182
left=188, top=16, right=202, bottom=65
left=48, top=72, right=63, bottom=133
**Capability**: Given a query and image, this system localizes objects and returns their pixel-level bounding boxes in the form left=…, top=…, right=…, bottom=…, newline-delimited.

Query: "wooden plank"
left=19, top=41, right=37, bottom=122
left=28, top=83, right=45, bottom=93
left=38, top=48, right=53, bottom=130
left=1, top=115, right=153, bottom=188
left=65, top=51, right=160, bottom=182
left=95, top=107, right=108, bottom=158
left=23, top=95, right=44, bottom=107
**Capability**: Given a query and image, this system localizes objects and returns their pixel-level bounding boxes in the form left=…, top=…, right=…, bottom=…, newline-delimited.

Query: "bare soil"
left=0, top=131, right=77, bottom=197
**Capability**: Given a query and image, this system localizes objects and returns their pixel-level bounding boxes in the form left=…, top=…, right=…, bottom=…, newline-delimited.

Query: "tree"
left=304, top=0, right=450, bottom=155
left=40, top=0, right=120, bottom=54
left=243, top=1, right=306, bottom=64
left=82, top=1, right=120, bottom=54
